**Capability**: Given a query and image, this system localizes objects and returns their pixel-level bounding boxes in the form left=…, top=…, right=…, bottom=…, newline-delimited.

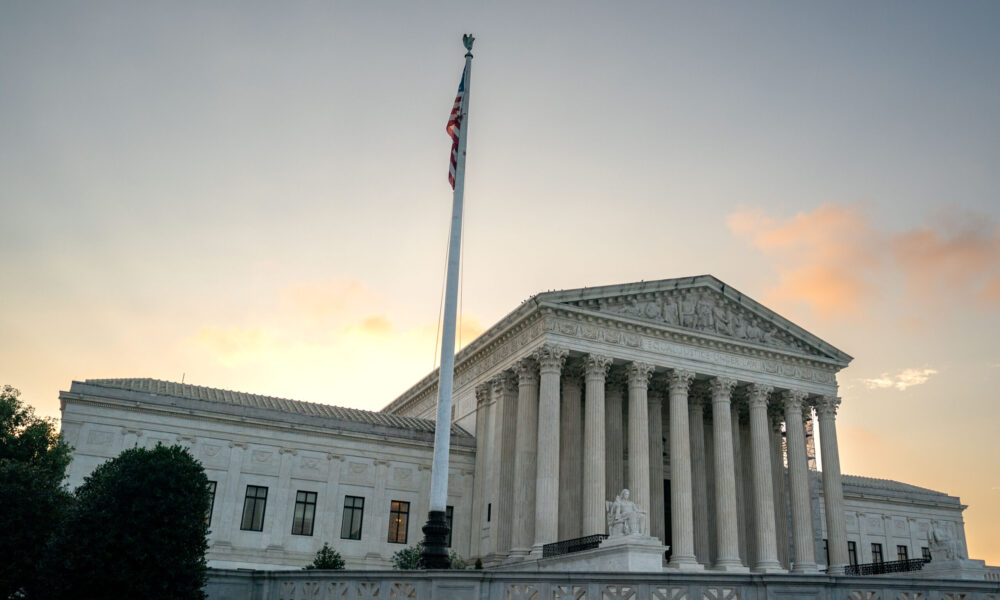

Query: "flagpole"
left=422, top=33, right=474, bottom=570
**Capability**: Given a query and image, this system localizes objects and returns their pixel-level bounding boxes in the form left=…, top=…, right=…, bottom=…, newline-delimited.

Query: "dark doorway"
left=664, top=478, right=672, bottom=561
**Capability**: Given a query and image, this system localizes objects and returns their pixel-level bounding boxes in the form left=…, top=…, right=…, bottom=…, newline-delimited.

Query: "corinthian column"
left=782, top=390, right=818, bottom=573
left=605, top=370, right=626, bottom=501
left=748, top=384, right=785, bottom=572
left=666, top=370, right=702, bottom=570
left=531, top=344, right=567, bottom=556
left=489, top=371, right=518, bottom=557
left=689, top=390, right=710, bottom=565
left=648, top=381, right=666, bottom=542
left=510, top=358, right=538, bottom=558
left=626, top=362, right=654, bottom=530
left=710, top=377, right=747, bottom=571
left=816, top=396, right=848, bottom=575
left=470, top=382, right=492, bottom=556
left=558, top=362, right=584, bottom=541
left=583, top=354, right=611, bottom=536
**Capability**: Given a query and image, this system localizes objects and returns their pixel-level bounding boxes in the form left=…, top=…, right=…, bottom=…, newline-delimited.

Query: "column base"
left=791, top=562, right=819, bottom=574
left=712, top=560, right=750, bottom=573
left=752, top=561, right=788, bottom=574
left=826, top=564, right=846, bottom=575
left=666, top=554, right=705, bottom=571
left=528, top=544, right=545, bottom=559
left=505, top=547, right=530, bottom=561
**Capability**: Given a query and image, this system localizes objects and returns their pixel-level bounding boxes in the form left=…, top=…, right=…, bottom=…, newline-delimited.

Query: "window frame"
left=340, top=495, right=365, bottom=541
left=871, top=542, right=884, bottom=563
left=206, top=480, right=217, bottom=526
left=897, top=545, right=908, bottom=561
left=240, top=485, right=268, bottom=532
left=922, top=546, right=931, bottom=561
left=847, top=540, right=858, bottom=566
left=387, top=500, right=410, bottom=544
left=291, top=490, right=318, bottom=536
left=445, top=505, right=454, bottom=548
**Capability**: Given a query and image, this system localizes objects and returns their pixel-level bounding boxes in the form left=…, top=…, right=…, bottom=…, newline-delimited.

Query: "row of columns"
left=473, top=344, right=848, bottom=574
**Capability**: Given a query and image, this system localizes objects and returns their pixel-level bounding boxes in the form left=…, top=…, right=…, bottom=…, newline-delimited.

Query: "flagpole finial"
left=463, top=33, right=475, bottom=57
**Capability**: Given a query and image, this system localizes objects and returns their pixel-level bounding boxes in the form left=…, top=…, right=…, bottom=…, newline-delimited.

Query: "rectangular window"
left=240, top=485, right=268, bottom=531
left=487, top=503, right=491, bottom=523
left=206, top=481, right=217, bottom=525
left=291, top=491, right=318, bottom=536
left=897, top=545, right=908, bottom=561
left=388, top=500, right=410, bottom=544
left=848, top=541, right=858, bottom=566
left=922, top=546, right=931, bottom=561
left=340, top=496, right=364, bottom=540
left=445, top=506, right=454, bottom=548
left=871, top=543, right=883, bottom=563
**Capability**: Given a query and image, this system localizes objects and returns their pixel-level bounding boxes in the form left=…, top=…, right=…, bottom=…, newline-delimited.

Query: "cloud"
left=726, top=204, right=881, bottom=317
left=862, top=368, right=938, bottom=391
left=728, top=204, right=1000, bottom=318
left=892, top=220, right=1000, bottom=309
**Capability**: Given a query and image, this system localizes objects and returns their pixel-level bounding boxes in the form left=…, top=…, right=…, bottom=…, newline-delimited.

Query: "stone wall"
left=206, top=568, right=1000, bottom=600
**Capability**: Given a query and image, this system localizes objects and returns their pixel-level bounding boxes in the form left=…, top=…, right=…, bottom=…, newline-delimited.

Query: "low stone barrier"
left=206, top=568, right=1000, bottom=600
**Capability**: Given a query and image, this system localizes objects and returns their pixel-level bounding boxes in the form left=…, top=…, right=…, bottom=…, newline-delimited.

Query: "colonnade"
left=472, top=344, right=849, bottom=574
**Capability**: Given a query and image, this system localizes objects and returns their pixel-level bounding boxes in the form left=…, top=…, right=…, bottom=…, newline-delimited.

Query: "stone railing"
left=206, top=568, right=1000, bottom=600
left=985, top=565, right=1000, bottom=582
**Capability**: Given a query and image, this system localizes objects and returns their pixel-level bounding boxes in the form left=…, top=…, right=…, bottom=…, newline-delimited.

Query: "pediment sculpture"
left=590, top=289, right=814, bottom=355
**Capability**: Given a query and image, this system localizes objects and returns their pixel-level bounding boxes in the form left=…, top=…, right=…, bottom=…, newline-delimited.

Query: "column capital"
left=709, top=376, right=737, bottom=403
left=533, top=344, right=568, bottom=373
left=747, top=383, right=773, bottom=409
left=814, top=395, right=841, bottom=418
left=626, top=361, right=655, bottom=387
left=515, top=357, right=538, bottom=384
left=491, top=370, right=517, bottom=395
left=606, top=367, right=628, bottom=392
left=475, top=382, right=492, bottom=407
left=583, top=354, right=613, bottom=380
left=667, top=369, right=696, bottom=393
left=780, top=389, right=808, bottom=412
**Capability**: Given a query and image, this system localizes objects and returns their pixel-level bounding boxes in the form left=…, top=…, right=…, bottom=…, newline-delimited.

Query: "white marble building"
left=60, top=275, right=977, bottom=573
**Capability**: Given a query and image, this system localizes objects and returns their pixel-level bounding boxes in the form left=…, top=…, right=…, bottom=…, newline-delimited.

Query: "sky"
left=1, top=1, right=998, bottom=564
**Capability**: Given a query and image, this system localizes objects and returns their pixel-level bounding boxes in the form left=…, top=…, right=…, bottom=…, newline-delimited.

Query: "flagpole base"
left=421, top=510, right=451, bottom=569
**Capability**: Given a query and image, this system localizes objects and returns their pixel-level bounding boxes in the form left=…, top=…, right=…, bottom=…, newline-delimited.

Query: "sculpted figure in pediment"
left=694, top=293, right=715, bottom=332
left=680, top=293, right=697, bottom=328
left=662, top=296, right=679, bottom=325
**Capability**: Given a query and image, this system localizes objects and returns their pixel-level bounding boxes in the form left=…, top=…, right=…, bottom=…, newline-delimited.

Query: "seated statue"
left=929, top=520, right=964, bottom=561
left=605, top=488, right=647, bottom=537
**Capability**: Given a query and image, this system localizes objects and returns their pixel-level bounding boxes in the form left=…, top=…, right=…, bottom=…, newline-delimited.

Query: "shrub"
left=305, top=543, right=345, bottom=570
left=43, top=444, right=210, bottom=600
left=392, top=542, right=424, bottom=570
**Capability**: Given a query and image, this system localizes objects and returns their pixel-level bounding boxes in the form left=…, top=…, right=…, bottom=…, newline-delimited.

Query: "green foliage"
left=0, top=385, right=73, bottom=600
left=305, top=543, right=345, bottom=570
left=42, top=444, right=210, bottom=600
left=391, top=542, right=425, bottom=570
left=390, top=542, right=466, bottom=570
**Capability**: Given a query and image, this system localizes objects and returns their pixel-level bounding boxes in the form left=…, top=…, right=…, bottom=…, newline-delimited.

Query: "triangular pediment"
left=534, top=275, right=852, bottom=364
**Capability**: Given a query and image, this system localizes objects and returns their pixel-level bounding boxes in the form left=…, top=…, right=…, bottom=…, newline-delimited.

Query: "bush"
left=305, top=543, right=345, bottom=570
left=391, top=542, right=424, bottom=570
left=391, top=542, right=466, bottom=570
left=474, top=558, right=483, bottom=570
left=0, top=385, right=73, bottom=600
left=42, top=444, right=210, bottom=600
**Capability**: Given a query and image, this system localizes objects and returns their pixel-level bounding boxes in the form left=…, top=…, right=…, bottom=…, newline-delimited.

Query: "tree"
left=304, top=543, right=345, bottom=570
left=0, top=385, right=73, bottom=600
left=42, top=444, right=210, bottom=600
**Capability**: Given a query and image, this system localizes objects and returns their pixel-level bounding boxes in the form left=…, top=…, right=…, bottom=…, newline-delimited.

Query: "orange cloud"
left=891, top=222, right=1000, bottom=308
left=729, top=205, right=1000, bottom=318
left=726, top=204, right=881, bottom=318
left=861, top=367, right=939, bottom=391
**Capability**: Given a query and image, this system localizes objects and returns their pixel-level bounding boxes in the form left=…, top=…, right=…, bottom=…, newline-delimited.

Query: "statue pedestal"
left=594, top=534, right=669, bottom=572
left=914, top=558, right=988, bottom=581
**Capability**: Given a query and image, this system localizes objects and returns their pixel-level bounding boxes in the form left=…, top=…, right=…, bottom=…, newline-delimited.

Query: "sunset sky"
left=1, top=2, right=998, bottom=563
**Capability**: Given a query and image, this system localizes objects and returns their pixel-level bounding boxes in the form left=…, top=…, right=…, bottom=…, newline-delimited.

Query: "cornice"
left=61, top=393, right=476, bottom=454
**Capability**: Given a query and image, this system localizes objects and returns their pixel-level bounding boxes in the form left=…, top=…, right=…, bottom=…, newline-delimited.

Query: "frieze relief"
left=587, top=290, right=819, bottom=356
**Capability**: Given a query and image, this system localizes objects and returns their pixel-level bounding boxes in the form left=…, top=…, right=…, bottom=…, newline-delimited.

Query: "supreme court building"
left=60, top=276, right=979, bottom=573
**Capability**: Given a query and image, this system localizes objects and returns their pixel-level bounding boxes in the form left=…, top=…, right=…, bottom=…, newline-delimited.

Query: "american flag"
left=447, top=66, right=467, bottom=189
